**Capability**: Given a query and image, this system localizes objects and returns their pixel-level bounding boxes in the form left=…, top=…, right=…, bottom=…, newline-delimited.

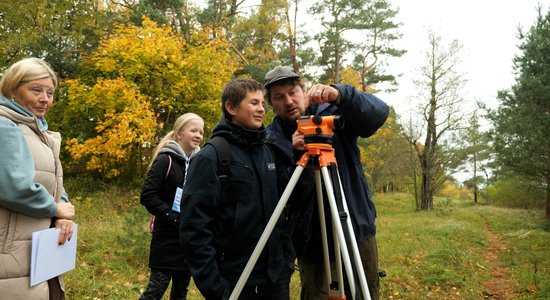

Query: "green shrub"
left=484, top=176, right=545, bottom=209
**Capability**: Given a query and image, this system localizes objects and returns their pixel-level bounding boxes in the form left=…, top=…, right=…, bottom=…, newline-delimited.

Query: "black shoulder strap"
left=208, top=136, right=233, bottom=250
left=208, top=136, right=231, bottom=204
left=207, top=136, right=231, bottom=181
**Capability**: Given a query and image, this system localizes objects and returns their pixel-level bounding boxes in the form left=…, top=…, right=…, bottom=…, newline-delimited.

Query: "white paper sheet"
left=30, top=223, right=78, bottom=287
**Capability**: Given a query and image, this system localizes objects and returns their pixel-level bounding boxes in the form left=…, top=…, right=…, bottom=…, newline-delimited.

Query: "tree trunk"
left=413, top=170, right=420, bottom=210
left=286, top=0, right=298, bottom=70
left=420, top=97, right=436, bottom=210
left=546, top=175, right=550, bottom=219
left=473, top=153, right=478, bottom=204
left=409, top=141, right=420, bottom=210
left=334, top=42, right=340, bottom=83
left=421, top=152, right=433, bottom=210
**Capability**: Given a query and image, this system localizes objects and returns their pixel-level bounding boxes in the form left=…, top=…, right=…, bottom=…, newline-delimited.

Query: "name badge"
left=172, top=187, right=183, bottom=213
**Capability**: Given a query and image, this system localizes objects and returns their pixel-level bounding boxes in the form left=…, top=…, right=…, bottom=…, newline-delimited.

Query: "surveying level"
left=229, top=115, right=370, bottom=300
left=297, top=115, right=343, bottom=144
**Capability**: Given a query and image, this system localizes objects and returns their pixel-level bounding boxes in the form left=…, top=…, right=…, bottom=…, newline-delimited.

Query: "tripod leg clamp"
left=338, top=211, right=348, bottom=220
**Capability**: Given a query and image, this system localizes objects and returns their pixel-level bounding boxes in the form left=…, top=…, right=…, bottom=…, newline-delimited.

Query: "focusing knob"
left=312, top=115, right=322, bottom=125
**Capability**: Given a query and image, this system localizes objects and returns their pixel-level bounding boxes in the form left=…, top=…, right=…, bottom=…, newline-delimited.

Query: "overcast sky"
left=370, top=1, right=546, bottom=180
left=373, top=0, right=547, bottom=117
left=240, top=0, right=546, bottom=119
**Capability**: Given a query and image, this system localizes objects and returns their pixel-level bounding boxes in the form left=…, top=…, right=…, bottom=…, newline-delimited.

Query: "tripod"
left=229, top=136, right=371, bottom=300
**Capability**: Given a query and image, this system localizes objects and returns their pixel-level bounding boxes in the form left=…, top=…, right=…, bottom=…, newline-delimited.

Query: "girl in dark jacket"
left=180, top=79, right=294, bottom=300
left=139, top=112, right=204, bottom=300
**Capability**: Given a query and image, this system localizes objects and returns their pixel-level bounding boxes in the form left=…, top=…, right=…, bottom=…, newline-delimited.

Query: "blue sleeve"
left=60, top=188, right=69, bottom=203
left=0, top=118, right=58, bottom=217
left=333, top=84, right=389, bottom=138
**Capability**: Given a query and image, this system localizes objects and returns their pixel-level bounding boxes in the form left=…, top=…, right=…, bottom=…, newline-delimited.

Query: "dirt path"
left=481, top=223, right=518, bottom=299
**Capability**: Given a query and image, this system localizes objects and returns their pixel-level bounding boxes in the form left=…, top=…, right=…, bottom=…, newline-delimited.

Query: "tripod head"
left=296, top=115, right=343, bottom=168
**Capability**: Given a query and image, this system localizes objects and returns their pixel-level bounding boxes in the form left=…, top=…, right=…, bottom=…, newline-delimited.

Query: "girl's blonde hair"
left=0, top=57, right=58, bottom=98
left=149, top=112, right=204, bottom=168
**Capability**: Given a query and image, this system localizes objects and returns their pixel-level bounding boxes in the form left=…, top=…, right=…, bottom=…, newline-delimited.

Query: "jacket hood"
left=210, top=115, right=266, bottom=147
left=158, top=140, right=200, bottom=161
left=0, top=96, right=49, bottom=131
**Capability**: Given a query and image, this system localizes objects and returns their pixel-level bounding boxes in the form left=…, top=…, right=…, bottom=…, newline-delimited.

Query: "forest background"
left=1, top=0, right=548, bottom=214
left=0, top=0, right=549, bottom=298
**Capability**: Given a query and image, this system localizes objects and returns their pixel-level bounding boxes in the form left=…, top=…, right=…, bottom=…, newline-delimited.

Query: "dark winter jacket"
left=140, top=140, right=198, bottom=270
left=266, top=84, right=389, bottom=262
left=180, top=117, right=294, bottom=299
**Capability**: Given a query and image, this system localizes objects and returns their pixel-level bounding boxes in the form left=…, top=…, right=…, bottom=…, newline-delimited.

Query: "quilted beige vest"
left=0, top=107, right=64, bottom=299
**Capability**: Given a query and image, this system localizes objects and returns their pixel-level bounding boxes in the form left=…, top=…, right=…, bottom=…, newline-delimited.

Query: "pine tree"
left=488, top=6, right=550, bottom=218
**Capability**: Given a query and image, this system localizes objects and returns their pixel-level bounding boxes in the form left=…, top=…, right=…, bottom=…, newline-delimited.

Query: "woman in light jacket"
left=0, top=57, right=75, bottom=299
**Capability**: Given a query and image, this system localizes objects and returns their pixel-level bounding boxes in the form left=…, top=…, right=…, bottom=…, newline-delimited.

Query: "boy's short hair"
left=221, top=78, right=263, bottom=118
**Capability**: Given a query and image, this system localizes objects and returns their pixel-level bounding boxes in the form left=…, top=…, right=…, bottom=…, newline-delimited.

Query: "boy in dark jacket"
left=180, top=78, right=294, bottom=300
left=264, top=66, right=389, bottom=300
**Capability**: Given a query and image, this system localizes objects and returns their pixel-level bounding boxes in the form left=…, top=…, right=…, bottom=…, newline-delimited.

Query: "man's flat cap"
left=264, top=66, right=301, bottom=88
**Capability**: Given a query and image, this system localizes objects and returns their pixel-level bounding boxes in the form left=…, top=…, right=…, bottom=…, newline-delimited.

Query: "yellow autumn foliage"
left=361, top=116, right=395, bottom=177
left=65, top=77, right=157, bottom=177
left=65, top=17, right=238, bottom=178
left=340, top=66, right=363, bottom=89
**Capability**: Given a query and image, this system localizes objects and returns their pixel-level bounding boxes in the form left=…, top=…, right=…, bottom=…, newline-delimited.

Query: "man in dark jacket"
left=264, top=66, right=389, bottom=300
left=180, top=78, right=294, bottom=300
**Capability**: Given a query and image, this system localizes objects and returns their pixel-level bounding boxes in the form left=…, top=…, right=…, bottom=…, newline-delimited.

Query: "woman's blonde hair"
left=149, top=112, right=204, bottom=168
left=0, top=57, right=58, bottom=98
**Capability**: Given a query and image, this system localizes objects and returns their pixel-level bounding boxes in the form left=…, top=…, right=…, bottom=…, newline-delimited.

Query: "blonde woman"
left=0, top=57, right=75, bottom=299
left=139, top=113, right=204, bottom=300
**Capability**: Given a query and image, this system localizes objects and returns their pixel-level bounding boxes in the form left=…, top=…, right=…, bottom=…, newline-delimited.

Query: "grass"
left=376, top=194, right=549, bottom=299
left=482, top=207, right=550, bottom=297
left=63, top=183, right=550, bottom=299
